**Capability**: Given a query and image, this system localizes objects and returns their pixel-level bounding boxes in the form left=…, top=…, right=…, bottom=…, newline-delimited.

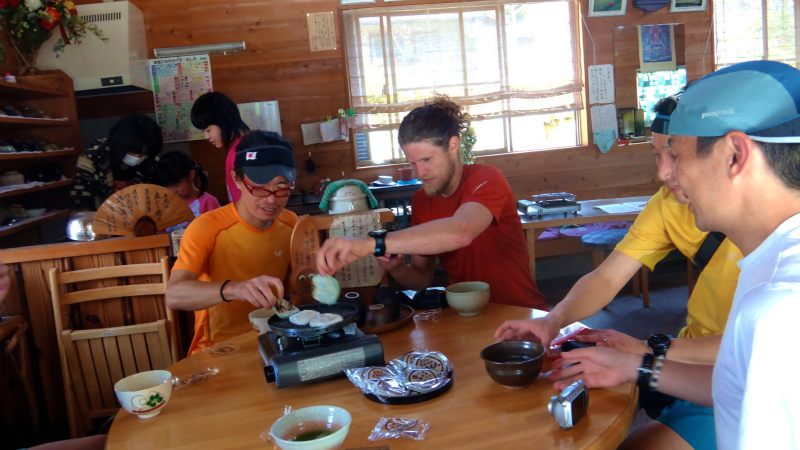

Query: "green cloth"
left=319, top=179, right=379, bottom=211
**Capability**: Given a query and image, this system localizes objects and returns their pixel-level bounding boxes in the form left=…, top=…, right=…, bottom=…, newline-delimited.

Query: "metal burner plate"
left=267, top=303, right=358, bottom=338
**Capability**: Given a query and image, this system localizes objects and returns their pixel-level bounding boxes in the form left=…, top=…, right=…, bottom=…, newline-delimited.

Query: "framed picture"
left=588, top=0, right=628, bottom=17
left=670, top=0, right=707, bottom=12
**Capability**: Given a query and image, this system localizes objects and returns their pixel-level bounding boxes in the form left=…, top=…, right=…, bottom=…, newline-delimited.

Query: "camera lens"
left=548, top=396, right=557, bottom=415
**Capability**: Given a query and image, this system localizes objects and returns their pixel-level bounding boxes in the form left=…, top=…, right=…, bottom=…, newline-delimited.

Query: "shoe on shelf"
left=0, top=139, right=16, bottom=153
left=22, top=108, right=46, bottom=119
left=1, top=105, right=23, bottom=116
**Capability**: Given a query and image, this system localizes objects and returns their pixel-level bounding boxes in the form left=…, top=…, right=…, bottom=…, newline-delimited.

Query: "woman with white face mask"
left=70, top=113, right=163, bottom=211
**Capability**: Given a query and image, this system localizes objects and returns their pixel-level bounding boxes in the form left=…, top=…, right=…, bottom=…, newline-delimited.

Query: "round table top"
left=107, top=304, right=637, bottom=450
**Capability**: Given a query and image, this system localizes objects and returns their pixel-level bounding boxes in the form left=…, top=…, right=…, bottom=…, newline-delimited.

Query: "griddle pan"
left=268, top=303, right=358, bottom=338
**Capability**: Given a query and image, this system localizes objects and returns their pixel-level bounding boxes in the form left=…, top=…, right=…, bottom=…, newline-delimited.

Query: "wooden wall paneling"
left=70, top=254, right=126, bottom=329
left=505, top=162, right=658, bottom=197
left=72, top=0, right=712, bottom=205
left=19, top=259, right=68, bottom=424
left=487, top=145, right=654, bottom=178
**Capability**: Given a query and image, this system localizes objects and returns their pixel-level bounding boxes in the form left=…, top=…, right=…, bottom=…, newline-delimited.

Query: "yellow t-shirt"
left=615, top=186, right=742, bottom=338
left=173, top=203, right=298, bottom=355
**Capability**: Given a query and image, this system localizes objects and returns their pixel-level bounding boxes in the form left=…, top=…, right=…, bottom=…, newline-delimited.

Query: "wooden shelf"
left=0, top=79, right=66, bottom=100
left=0, top=209, right=69, bottom=239
left=0, top=179, right=72, bottom=199
left=0, top=117, right=70, bottom=128
left=0, top=149, right=80, bottom=160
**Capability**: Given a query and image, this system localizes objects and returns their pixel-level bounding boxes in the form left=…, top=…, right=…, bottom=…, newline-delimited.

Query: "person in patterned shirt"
left=69, top=113, right=163, bottom=211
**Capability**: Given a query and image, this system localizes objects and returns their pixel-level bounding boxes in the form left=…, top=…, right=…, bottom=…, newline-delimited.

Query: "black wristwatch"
left=367, top=230, right=388, bottom=257
left=647, top=334, right=672, bottom=357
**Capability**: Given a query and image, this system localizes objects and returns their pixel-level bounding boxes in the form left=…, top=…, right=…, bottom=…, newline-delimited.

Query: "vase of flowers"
left=0, top=0, right=106, bottom=75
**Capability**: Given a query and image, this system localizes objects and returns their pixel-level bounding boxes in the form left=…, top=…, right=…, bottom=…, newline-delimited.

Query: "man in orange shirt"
left=316, top=96, right=547, bottom=311
left=166, top=131, right=298, bottom=354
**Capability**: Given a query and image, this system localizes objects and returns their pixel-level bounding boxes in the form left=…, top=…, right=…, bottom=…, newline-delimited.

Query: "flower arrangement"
left=0, top=0, right=107, bottom=75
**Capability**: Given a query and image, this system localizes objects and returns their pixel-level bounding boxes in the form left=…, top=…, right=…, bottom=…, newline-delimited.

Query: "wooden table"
left=107, top=304, right=637, bottom=450
left=520, top=196, right=652, bottom=275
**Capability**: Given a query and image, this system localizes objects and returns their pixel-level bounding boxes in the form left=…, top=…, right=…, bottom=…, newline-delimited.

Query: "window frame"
left=341, top=0, right=585, bottom=167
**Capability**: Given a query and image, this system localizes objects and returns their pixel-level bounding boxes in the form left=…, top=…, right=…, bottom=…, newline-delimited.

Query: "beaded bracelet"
left=648, top=355, right=666, bottom=391
left=220, top=280, right=232, bottom=302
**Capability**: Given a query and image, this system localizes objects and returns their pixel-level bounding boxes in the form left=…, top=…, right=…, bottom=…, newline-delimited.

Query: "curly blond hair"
left=398, top=94, right=471, bottom=150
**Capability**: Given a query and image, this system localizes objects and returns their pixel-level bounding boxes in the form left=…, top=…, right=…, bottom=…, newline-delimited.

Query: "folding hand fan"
left=93, top=184, right=195, bottom=237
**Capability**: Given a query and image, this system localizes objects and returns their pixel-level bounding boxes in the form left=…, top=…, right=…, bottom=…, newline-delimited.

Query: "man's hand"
left=0, top=262, right=10, bottom=305
left=226, top=276, right=285, bottom=310
left=376, top=254, right=405, bottom=271
left=574, top=329, right=650, bottom=354
left=316, top=237, right=373, bottom=275
left=549, top=346, right=641, bottom=390
left=494, top=317, right=560, bottom=346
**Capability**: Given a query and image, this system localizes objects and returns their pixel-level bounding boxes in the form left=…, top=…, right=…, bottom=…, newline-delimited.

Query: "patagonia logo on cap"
left=701, top=109, right=735, bottom=119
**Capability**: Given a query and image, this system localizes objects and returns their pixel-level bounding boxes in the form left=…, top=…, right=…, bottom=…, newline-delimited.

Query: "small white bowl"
left=114, top=370, right=173, bottom=419
left=26, top=208, right=46, bottom=217
left=446, top=281, right=490, bottom=317
left=249, top=307, right=275, bottom=334
left=270, top=405, right=351, bottom=450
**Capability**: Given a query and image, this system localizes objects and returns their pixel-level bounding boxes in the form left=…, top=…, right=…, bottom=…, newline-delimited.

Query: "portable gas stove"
left=518, top=192, right=581, bottom=217
left=258, top=303, right=384, bottom=388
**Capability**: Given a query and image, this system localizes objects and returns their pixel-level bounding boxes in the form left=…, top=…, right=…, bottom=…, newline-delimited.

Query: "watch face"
left=648, top=334, right=671, bottom=349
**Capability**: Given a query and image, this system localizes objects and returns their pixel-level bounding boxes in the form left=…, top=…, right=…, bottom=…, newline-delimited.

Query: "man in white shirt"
left=548, top=60, right=800, bottom=450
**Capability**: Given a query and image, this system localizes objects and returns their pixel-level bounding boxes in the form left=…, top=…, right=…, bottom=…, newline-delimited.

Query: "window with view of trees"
left=342, top=0, right=583, bottom=165
left=715, top=0, right=798, bottom=69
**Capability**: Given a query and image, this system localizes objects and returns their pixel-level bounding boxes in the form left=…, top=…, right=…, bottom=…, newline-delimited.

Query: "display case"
left=0, top=70, right=82, bottom=247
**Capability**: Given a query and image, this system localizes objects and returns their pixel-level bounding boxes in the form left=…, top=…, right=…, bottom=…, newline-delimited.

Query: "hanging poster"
left=328, top=212, right=385, bottom=288
left=638, top=24, right=677, bottom=72
left=149, top=55, right=213, bottom=143
left=591, top=104, right=619, bottom=153
left=307, top=12, right=337, bottom=52
left=588, top=64, right=615, bottom=104
left=238, top=101, right=282, bottom=135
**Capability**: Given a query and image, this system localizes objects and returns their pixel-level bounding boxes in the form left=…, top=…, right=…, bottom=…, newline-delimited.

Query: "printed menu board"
left=149, top=55, right=213, bottom=143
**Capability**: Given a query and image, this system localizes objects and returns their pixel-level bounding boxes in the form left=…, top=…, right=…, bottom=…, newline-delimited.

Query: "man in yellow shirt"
left=495, top=95, right=741, bottom=450
left=166, top=131, right=298, bottom=355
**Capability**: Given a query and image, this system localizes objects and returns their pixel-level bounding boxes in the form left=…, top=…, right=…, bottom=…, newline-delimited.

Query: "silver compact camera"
left=548, top=380, right=589, bottom=429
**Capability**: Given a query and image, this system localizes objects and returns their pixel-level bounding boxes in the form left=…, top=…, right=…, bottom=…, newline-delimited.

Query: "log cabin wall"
left=1, top=0, right=715, bottom=432
left=72, top=0, right=713, bottom=203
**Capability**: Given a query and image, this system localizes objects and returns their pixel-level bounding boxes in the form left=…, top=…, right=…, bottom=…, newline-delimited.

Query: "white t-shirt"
left=713, top=213, right=800, bottom=450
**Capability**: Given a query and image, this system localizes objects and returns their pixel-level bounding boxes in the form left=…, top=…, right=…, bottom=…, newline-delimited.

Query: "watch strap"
left=370, top=233, right=386, bottom=257
left=637, top=353, right=655, bottom=389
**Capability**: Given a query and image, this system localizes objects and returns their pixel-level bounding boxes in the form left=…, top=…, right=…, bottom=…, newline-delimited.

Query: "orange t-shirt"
left=411, top=164, right=548, bottom=311
left=172, top=203, right=297, bottom=355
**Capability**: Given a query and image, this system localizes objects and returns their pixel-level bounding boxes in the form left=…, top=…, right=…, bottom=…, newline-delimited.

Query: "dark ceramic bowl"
left=480, top=341, right=545, bottom=389
left=373, top=285, right=400, bottom=319
left=363, top=304, right=392, bottom=328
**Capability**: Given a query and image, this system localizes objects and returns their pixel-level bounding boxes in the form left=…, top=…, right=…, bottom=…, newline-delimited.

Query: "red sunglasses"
left=241, top=177, right=294, bottom=198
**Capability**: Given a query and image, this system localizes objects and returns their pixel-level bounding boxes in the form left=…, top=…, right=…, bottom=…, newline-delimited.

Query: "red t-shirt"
left=411, top=164, right=548, bottom=311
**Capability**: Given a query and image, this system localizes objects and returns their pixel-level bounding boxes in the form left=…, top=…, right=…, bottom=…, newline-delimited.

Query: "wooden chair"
left=49, top=257, right=177, bottom=438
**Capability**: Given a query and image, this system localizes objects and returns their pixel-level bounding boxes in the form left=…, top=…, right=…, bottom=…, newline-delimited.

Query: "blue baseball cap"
left=670, top=60, right=800, bottom=143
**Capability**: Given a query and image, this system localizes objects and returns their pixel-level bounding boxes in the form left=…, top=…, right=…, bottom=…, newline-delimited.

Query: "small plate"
left=372, top=180, right=397, bottom=186
left=364, top=369, right=453, bottom=405
left=360, top=304, right=414, bottom=335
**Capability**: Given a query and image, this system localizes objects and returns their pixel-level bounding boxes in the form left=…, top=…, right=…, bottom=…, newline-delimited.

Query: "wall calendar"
left=149, top=55, right=214, bottom=143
